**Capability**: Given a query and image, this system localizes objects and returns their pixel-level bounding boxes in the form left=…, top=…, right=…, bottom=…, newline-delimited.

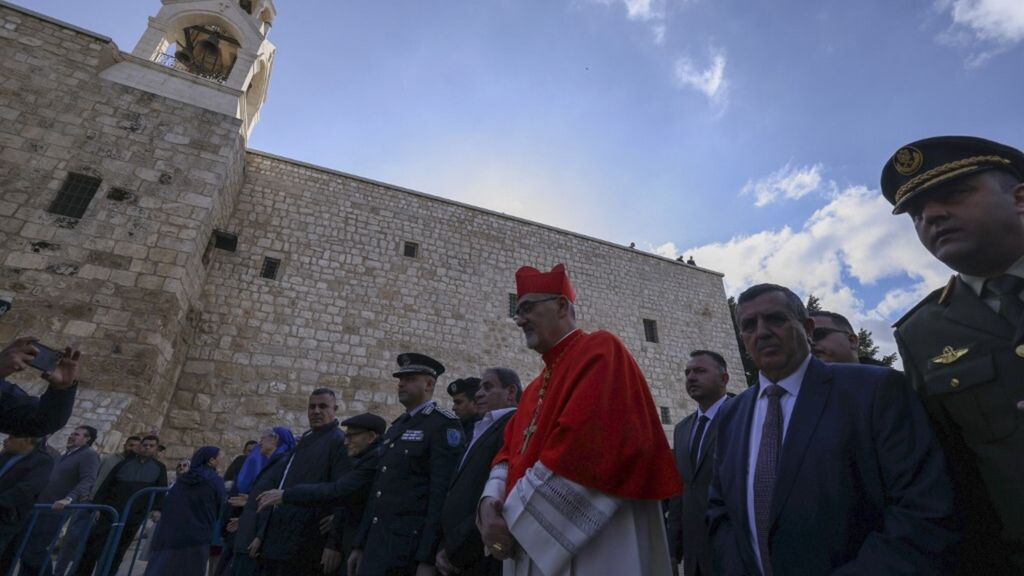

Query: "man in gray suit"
left=19, top=425, right=100, bottom=576
left=667, top=350, right=730, bottom=576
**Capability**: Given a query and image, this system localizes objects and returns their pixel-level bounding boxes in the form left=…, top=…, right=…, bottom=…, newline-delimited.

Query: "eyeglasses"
left=811, top=327, right=850, bottom=342
left=513, top=296, right=561, bottom=318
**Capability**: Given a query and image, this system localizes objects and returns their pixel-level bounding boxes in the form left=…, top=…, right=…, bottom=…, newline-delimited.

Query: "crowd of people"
left=0, top=134, right=1021, bottom=576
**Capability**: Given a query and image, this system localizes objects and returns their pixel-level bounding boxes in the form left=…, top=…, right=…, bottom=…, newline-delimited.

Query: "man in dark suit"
left=667, top=350, right=730, bottom=576
left=348, top=353, right=463, bottom=576
left=0, top=436, right=54, bottom=571
left=881, top=136, right=1024, bottom=574
left=707, top=283, right=958, bottom=575
left=19, top=425, right=101, bottom=575
left=436, top=367, right=521, bottom=576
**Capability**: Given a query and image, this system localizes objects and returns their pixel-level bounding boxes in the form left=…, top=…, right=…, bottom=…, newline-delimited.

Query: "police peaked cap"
left=393, top=352, right=445, bottom=379
left=447, top=377, right=481, bottom=398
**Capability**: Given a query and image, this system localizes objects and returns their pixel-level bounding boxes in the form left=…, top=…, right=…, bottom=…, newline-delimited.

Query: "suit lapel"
left=450, top=410, right=515, bottom=486
left=695, top=419, right=718, bottom=473
left=678, top=414, right=696, bottom=480
left=944, top=277, right=1013, bottom=339
left=734, top=387, right=759, bottom=548
left=769, top=358, right=831, bottom=528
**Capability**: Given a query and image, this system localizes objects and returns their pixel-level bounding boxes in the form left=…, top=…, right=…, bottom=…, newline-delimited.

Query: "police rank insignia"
left=893, top=146, right=924, bottom=176
left=447, top=429, right=462, bottom=447
left=930, top=346, right=969, bottom=365
left=401, top=430, right=425, bottom=441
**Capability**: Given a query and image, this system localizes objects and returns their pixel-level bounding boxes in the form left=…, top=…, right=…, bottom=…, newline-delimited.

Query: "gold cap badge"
left=931, top=346, right=969, bottom=365
left=893, top=146, right=924, bottom=176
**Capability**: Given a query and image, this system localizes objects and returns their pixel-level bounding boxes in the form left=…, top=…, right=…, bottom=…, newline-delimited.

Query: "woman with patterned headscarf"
left=143, top=446, right=226, bottom=575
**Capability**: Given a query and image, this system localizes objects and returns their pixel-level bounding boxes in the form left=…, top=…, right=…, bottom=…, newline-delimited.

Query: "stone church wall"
left=0, top=3, right=246, bottom=451
left=161, top=151, right=744, bottom=457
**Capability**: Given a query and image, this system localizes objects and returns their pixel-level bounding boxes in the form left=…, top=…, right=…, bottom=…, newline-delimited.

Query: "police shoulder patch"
left=446, top=428, right=462, bottom=447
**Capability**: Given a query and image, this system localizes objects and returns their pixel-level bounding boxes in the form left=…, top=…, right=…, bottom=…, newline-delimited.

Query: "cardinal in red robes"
left=476, top=263, right=681, bottom=576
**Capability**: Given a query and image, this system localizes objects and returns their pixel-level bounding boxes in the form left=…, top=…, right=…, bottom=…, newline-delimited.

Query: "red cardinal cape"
left=494, top=329, right=682, bottom=500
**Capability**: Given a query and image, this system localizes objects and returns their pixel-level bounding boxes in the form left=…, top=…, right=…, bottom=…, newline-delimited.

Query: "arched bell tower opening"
left=100, top=0, right=277, bottom=139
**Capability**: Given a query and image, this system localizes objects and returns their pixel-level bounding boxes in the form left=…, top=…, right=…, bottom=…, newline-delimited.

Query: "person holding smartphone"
left=0, top=335, right=82, bottom=437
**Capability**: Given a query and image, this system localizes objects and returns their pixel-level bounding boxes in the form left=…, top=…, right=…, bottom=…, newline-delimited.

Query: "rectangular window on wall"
left=643, top=319, right=659, bottom=343
left=508, top=293, right=518, bottom=317
left=260, top=257, right=280, bottom=279
left=48, top=173, right=102, bottom=219
left=660, top=406, right=671, bottom=424
left=403, top=241, right=419, bottom=258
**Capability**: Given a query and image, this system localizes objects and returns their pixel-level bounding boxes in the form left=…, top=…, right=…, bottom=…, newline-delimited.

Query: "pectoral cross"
left=520, top=423, right=537, bottom=454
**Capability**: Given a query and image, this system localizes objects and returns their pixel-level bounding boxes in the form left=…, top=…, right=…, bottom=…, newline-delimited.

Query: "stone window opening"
left=660, top=406, right=671, bottom=424
left=508, top=293, right=517, bottom=318
left=643, top=318, right=659, bottom=343
left=48, top=173, right=102, bottom=219
left=260, top=257, right=280, bottom=280
left=403, top=241, right=419, bottom=258
left=213, top=230, right=238, bottom=252
left=239, top=0, right=254, bottom=15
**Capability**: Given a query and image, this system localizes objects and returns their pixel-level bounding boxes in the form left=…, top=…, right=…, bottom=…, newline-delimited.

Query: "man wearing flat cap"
left=477, top=264, right=681, bottom=575
left=348, top=354, right=463, bottom=576
left=447, top=378, right=483, bottom=447
left=882, top=135, right=1024, bottom=574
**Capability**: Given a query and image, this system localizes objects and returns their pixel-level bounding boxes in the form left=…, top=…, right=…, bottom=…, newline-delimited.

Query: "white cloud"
left=946, top=0, right=1024, bottom=44
left=741, top=163, right=827, bottom=207
left=650, top=185, right=952, bottom=358
left=581, top=0, right=668, bottom=44
left=674, top=50, right=728, bottom=105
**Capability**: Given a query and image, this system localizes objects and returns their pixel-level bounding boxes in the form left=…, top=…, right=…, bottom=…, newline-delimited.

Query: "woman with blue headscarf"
left=220, top=427, right=295, bottom=576
left=143, top=446, right=226, bottom=575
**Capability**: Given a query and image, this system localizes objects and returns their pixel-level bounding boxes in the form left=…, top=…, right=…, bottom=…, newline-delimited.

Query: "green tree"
left=805, top=293, right=822, bottom=314
left=856, top=328, right=898, bottom=367
left=728, top=296, right=759, bottom=387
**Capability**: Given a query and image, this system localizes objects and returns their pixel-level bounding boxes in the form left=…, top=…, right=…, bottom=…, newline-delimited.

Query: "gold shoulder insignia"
left=938, top=275, right=957, bottom=305
left=931, top=346, right=969, bottom=365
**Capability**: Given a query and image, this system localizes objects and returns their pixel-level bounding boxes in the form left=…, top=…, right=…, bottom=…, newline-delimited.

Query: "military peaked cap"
left=392, top=352, right=445, bottom=378
left=881, top=135, right=1024, bottom=214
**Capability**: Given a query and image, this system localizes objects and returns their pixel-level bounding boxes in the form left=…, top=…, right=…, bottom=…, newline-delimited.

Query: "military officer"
left=347, top=353, right=463, bottom=576
left=882, top=135, right=1024, bottom=574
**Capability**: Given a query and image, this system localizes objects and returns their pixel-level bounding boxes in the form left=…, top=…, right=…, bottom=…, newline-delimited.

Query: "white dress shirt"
left=746, top=353, right=812, bottom=574
left=459, top=407, right=516, bottom=470
left=689, top=394, right=728, bottom=456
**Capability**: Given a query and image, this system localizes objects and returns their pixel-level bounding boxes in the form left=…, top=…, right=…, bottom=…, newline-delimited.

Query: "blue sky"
left=17, top=0, right=1024, bottom=356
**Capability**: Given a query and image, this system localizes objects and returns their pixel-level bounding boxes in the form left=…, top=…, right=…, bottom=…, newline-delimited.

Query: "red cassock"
left=494, top=329, right=683, bottom=500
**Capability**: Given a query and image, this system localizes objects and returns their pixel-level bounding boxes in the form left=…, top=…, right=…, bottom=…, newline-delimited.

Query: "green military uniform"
left=884, top=136, right=1024, bottom=574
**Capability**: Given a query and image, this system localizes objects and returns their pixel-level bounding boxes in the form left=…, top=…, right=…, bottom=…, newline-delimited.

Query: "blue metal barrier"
left=101, top=486, right=170, bottom=576
left=4, top=503, right=118, bottom=576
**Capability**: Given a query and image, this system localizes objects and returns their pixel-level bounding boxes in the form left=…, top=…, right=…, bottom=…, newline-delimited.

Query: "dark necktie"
left=986, top=275, right=1024, bottom=327
left=690, top=415, right=710, bottom=470
left=754, top=384, right=786, bottom=576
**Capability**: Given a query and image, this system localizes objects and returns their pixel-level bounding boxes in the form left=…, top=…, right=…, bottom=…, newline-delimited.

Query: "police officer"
left=882, top=135, right=1024, bottom=574
left=347, top=353, right=463, bottom=576
left=446, top=377, right=482, bottom=446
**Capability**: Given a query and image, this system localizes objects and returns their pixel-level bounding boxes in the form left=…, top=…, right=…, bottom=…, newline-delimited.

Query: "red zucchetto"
left=515, top=263, right=577, bottom=302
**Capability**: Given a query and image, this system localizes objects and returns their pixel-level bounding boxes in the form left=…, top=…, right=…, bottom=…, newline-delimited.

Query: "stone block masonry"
left=0, top=2, right=742, bottom=465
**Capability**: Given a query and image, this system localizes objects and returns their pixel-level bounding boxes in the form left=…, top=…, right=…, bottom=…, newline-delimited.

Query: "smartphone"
left=30, top=342, right=64, bottom=373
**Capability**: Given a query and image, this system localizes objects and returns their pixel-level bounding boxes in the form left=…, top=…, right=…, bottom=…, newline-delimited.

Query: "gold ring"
left=492, top=543, right=504, bottom=552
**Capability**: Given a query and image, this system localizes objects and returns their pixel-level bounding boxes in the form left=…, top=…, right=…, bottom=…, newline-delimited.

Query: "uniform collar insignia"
left=931, top=346, right=969, bottom=365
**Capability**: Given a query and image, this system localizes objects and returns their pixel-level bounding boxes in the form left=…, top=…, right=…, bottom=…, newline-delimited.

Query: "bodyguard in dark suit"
left=348, top=353, right=463, bottom=576
left=708, top=284, right=957, bottom=575
left=436, top=367, right=521, bottom=576
left=667, top=351, right=730, bottom=576
left=882, top=136, right=1024, bottom=574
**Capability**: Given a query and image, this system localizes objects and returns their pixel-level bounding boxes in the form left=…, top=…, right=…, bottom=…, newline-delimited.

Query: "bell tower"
left=100, top=0, right=277, bottom=139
